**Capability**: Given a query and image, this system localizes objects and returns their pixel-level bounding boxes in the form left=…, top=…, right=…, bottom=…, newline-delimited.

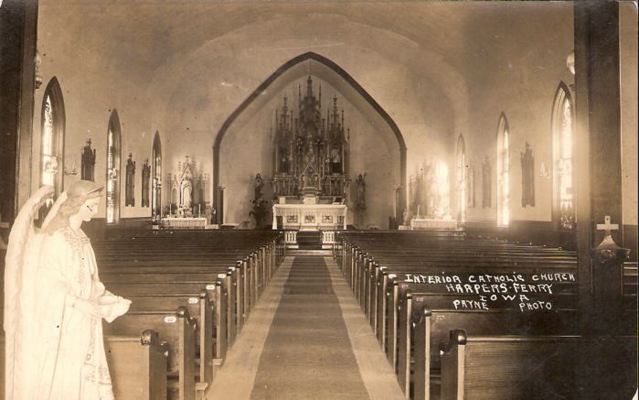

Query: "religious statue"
left=355, top=173, right=366, bottom=210
left=181, top=179, right=192, bottom=213
left=278, top=150, right=290, bottom=174
left=3, top=181, right=131, bottom=399
left=330, top=148, right=342, bottom=174
left=249, top=173, right=269, bottom=228
left=142, top=159, right=151, bottom=207
left=521, top=142, right=535, bottom=207
left=81, top=138, right=96, bottom=181
left=125, top=153, right=136, bottom=207
left=254, top=173, right=264, bottom=200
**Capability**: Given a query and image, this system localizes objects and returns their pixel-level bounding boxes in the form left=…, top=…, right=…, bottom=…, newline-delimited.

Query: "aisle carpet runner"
left=250, top=256, right=369, bottom=400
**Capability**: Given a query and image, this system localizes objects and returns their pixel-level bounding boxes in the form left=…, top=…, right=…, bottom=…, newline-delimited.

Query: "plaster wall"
left=149, top=16, right=457, bottom=218
left=620, top=2, right=638, bottom=227
left=34, top=1, right=629, bottom=231
left=462, top=5, right=575, bottom=224
left=32, top=63, right=157, bottom=220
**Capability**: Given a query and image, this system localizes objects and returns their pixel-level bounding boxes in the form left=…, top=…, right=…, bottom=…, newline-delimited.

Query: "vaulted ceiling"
left=38, top=0, right=572, bottom=86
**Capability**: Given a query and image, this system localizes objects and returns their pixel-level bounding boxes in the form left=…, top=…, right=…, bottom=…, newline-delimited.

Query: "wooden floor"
left=205, top=256, right=404, bottom=400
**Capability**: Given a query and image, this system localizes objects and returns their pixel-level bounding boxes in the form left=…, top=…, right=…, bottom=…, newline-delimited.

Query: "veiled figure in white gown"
left=3, top=181, right=131, bottom=400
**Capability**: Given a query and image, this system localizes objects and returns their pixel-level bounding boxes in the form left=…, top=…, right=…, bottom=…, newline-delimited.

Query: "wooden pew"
left=0, top=331, right=169, bottom=400
left=333, top=233, right=581, bottom=400
left=106, top=329, right=168, bottom=400
left=0, top=232, right=284, bottom=399
left=125, top=291, right=215, bottom=387
left=381, top=269, right=577, bottom=371
left=106, top=280, right=229, bottom=366
left=102, top=268, right=236, bottom=349
left=439, top=329, right=582, bottom=400
left=104, top=306, right=197, bottom=400
left=410, top=308, right=577, bottom=400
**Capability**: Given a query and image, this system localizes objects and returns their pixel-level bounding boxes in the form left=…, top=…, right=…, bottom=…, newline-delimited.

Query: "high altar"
left=270, top=77, right=350, bottom=246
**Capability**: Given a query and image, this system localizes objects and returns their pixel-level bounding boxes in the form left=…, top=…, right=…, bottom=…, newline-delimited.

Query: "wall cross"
left=596, top=215, right=619, bottom=236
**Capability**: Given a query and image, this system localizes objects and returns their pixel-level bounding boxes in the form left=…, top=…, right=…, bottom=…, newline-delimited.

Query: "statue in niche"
left=278, top=147, right=290, bottom=174
left=482, top=157, right=492, bottom=208
left=125, top=153, right=136, bottom=207
left=181, top=179, right=192, bottom=210
left=330, top=148, right=342, bottom=174
left=141, top=159, right=151, bottom=207
left=80, top=138, right=96, bottom=181
left=521, top=142, right=535, bottom=207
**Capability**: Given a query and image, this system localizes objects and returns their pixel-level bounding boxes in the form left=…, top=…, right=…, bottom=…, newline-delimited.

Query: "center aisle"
left=206, top=255, right=403, bottom=400
left=250, top=256, right=368, bottom=399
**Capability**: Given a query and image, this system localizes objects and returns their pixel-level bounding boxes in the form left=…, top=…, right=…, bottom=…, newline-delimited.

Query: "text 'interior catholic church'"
left=0, top=1, right=637, bottom=400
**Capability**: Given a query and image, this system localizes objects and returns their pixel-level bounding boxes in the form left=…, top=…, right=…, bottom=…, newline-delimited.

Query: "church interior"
left=0, top=0, right=637, bottom=399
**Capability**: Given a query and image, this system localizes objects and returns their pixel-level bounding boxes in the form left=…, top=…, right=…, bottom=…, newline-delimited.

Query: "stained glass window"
left=106, top=111, right=121, bottom=224
left=497, top=115, right=510, bottom=227
left=40, top=78, right=65, bottom=196
left=553, top=84, right=575, bottom=230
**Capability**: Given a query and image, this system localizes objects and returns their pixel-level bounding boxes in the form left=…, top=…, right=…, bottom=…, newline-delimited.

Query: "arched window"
left=552, top=83, right=575, bottom=230
left=40, top=77, right=65, bottom=196
left=456, top=134, right=467, bottom=223
left=152, top=132, right=162, bottom=222
left=496, top=114, right=510, bottom=227
left=106, top=110, right=121, bottom=224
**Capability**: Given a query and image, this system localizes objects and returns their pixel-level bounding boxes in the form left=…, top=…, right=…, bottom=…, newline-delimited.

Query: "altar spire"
left=273, top=77, right=350, bottom=198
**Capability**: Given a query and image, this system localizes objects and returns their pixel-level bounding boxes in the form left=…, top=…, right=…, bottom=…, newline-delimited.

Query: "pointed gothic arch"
left=212, top=52, right=407, bottom=224
left=551, top=82, right=576, bottom=231
left=106, top=110, right=122, bottom=224
left=40, top=77, right=66, bottom=196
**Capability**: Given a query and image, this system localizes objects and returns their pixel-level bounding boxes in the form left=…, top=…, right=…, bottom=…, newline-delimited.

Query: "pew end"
left=105, top=329, right=168, bottom=400
left=440, top=329, right=583, bottom=400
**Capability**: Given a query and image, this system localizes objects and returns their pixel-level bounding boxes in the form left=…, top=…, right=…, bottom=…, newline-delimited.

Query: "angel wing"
left=3, top=186, right=54, bottom=399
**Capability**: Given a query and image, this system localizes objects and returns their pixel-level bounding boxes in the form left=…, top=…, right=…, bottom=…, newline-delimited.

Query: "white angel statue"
left=3, top=180, right=131, bottom=400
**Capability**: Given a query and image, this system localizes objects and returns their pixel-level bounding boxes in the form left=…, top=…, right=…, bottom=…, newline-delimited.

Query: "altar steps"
left=296, top=231, right=322, bottom=250
left=287, top=249, right=332, bottom=256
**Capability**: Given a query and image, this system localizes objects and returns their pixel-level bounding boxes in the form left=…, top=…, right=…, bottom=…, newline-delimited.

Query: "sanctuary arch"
left=214, top=52, right=406, bottom=229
